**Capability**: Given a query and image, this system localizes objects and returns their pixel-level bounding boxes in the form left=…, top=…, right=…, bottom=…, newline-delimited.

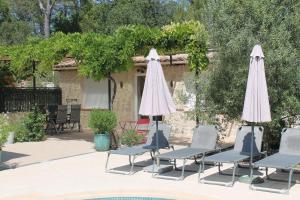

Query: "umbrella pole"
left=156, top=116, right=159, bottom=151
left=250, top=123, right=254, bottom=178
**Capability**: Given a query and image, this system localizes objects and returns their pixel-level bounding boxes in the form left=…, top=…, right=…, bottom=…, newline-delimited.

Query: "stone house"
left=53, top=54, right=199, bottom=135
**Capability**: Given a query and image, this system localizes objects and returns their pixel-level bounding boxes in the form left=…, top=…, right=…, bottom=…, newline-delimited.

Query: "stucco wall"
left=58, top=70, right=82, bottom=105
left=56, top=65, right=197, bottom=140
left=112, top=68, right=136, bottom=123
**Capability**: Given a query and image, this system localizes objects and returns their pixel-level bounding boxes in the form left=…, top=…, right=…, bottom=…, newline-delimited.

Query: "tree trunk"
left=195, top=68, right=200, bottom=125
left=44, top=13, right=50, bottom=38
left=38, top=0, right=56, bottom=38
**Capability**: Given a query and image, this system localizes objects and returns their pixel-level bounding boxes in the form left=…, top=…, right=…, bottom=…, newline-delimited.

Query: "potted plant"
left=0, top=114, right=9, bottom=162
left=120, top=129, right=144, bottom=147
left=88, top=110, right=117, bottom=151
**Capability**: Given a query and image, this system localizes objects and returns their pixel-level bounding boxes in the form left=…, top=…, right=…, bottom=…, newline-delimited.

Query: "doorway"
left=136, top=75, right=147, bottom=119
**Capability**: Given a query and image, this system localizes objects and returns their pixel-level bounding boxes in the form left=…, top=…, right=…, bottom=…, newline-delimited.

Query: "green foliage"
left=80, top=0, right=182, bottom=34
left=0, top=0, right=9, bottom=24
left=0, top=21, right=209, bottom=81
left=0, top=114, right=9, bottom=150
left=14, top=121, right=30, bottom=143
left=0, top=0, right=35, bottom=45
left=14, top=106, right=47, bottom=142
left=76, top=32, right=134, bottom=80
left=88, top=110, right=117, bottom=134
left=0, top=20, right=33, bottom=45
left=202, top=0, right=300, bottom=151
left=120, top=129, right=144, bottom=147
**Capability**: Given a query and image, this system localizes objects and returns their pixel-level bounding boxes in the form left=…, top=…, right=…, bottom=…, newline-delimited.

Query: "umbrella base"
left=143, top=164, right=173, bottom=173
left=239, top=175, right=264, bottom=184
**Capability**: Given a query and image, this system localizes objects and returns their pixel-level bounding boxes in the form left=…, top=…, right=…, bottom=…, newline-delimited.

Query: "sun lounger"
left=152, top=125, right=219, bottom=180
left=250, top=128, right=300, bottom=194
left=105, top=123, right=173, bottom=175
left=199, top=126, right=264, bottom=186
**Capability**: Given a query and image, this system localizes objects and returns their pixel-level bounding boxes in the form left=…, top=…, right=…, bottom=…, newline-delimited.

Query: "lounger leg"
left=230, top=162, right=238, bottom=187
left=105, top=152, right=111, bottom=172
left=218, top=162, right=222, bottom=174
left=198, top=158, right=206, bottom=183
left=129, top=155, right=132, bottom=166
left=287, top=169, right=294, bottom=193
left=152, top=157, right=160, bottom=177
left=266, top=167, right=269, bottom=179
left=179, top=159, right=186, bottom=180
left=129, top=155, right=136, bottom=175
left=198, top=158, right=204, bottom=182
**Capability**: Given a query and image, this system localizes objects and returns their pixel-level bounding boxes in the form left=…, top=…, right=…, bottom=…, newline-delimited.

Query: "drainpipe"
left=108, top=73, right=112, bottom=111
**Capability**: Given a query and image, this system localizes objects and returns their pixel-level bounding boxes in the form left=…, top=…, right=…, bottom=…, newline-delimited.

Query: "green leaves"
left=0, top=21, right=209, bottom=82
left=120, top=129, right=144, bottom=147
left=203, top=0, right=300, bottom=150
left=88, top=110, right=117, bottom=133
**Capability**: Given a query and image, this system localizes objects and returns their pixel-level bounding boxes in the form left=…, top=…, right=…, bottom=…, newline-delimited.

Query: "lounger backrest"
left=279, top=128, right=300, bottom=155
left=145, top=123, right=171, bottom=148
left=233, top=126, right=264, bottom=154
left=190, top=125, right=218, bottom=149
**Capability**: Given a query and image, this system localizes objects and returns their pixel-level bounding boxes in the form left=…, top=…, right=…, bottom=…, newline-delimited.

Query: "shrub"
left=88, top=110, right=117, bottom=134
left=0, top=114, right=9, bottom=150
left=14, top=121, right=29, bottom=142
left=14, top=106, right=47, bottom=142
left=120, top=129, right=144, bottom=147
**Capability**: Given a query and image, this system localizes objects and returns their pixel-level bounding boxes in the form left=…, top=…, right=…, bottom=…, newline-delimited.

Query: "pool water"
left=89, top=197, right=171, bottom=200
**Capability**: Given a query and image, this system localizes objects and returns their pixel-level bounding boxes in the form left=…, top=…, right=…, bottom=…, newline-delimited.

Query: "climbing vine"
left=0, top=20, right=209, bottom=82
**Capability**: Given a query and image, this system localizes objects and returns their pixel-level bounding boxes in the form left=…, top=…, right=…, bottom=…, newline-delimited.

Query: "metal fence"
left=0, top=87, right=62, bottom=113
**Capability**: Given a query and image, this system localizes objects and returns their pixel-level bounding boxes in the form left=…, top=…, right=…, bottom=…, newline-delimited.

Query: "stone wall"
left=112, top=68, right=136, bottom=122
left=58, top=70, right=82, bottom=105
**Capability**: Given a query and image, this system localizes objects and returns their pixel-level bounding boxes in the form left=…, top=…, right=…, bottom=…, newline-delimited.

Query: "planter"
left=94, top=132, right=110, bottom=151
left=5, top=132, right=15, bottom=145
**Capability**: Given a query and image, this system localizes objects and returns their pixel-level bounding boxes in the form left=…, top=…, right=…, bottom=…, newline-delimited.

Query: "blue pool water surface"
left=89, top=197, right=171, bottom=200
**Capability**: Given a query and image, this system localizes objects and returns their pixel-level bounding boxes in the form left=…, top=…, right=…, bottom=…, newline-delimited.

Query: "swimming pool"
left=89, top=197, right=172, bottom=200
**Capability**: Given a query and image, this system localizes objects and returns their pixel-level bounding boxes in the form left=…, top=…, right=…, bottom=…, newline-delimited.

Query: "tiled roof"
left=53, top=54, right=190, bottom=71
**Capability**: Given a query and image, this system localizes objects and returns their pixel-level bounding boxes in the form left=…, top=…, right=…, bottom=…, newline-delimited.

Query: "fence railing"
left=0, top=87, right=62, bottom=113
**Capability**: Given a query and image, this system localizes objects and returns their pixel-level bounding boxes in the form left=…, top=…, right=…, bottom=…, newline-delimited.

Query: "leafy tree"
left=0, top=0, right=34, bottom=45
left=52, top=0, right=91, bottom=33
left=203, top=0, right=300, bottom=151
left=80, top=0, right=183, bottom=34
left=0, top=21, right=33, bottom=45
left=0, top=0, right=9, bottom=23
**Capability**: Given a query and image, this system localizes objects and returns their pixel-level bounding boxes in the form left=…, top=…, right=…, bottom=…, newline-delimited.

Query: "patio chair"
left=152, top=125, right=219, bottom=181
left=105, top=123, right=173, bottom=175
left=56, top=105, right=68, bottom=133
left=199, top=126, right=264, bottom=187
left=45, top=104, right=58, bottom=134
left=250, top=128, right=300, bottom=194
left=136, top=118, right=150, bottom=143
left=69, top=104, right=81, bottom=132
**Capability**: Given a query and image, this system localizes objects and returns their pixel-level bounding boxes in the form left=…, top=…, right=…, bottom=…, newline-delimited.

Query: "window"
left=82, top=78, right=110, bottom=109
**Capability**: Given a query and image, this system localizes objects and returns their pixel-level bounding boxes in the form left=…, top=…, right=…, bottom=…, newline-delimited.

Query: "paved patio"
left=0, top=131, right=95, bottom=169
left=0, top=146, right=300, bottom=200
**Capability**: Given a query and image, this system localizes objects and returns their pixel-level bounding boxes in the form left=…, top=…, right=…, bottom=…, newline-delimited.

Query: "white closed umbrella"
left=242, top=44, right=271, bottom=180
left=242, top=44, right=271, bottom=122
left=139, top=48, right=176, bottom=149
